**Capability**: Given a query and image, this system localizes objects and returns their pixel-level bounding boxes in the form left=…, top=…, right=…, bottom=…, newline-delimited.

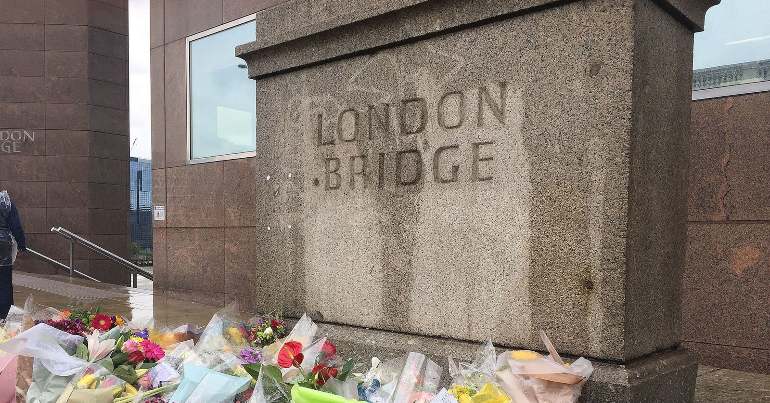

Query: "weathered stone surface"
left=237, top=0, right=719, bottom=78
left=240, top=0, right=705, bottom=362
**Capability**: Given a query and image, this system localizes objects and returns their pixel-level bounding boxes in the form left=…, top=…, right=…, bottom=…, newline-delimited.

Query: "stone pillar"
left=238, top=0, right=719, bottom=401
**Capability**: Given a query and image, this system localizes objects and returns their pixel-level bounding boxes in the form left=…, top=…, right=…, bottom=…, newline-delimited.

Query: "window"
left=693, top=0, right=770, bottom=98
left=187, top=16, right=256, bottom=162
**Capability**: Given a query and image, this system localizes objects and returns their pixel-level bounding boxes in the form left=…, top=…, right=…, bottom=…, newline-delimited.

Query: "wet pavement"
left=10, top=272, right=770, bottom=402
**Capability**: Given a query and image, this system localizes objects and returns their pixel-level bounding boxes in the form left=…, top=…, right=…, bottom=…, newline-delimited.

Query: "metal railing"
left=49, top=227, right=153, bottom=287
left=26, top=247, right=101, bottom=283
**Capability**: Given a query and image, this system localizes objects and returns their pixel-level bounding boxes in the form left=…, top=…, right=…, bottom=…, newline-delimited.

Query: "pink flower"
left=122, top=340, right=140, bottom=353
left=138, top=374, right=152, bottom=389
left=140, top=340, right=165, bottom=361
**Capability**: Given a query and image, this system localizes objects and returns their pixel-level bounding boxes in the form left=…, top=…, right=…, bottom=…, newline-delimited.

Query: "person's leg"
left=0, top=265, right=11, bottom=319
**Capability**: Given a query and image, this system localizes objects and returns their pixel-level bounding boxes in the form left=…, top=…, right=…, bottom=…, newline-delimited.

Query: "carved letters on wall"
left=311, top=81, right=509, bottom=190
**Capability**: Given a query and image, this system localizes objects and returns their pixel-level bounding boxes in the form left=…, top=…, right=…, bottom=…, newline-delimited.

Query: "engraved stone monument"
left=238, top=0, right=720, bottom=401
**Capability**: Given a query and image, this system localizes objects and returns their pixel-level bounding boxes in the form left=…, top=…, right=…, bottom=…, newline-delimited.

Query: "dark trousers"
left=0, top=266, right=11, bottom=319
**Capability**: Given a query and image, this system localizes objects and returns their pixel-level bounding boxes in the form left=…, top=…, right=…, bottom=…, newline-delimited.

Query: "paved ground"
left=696, top=366, right=770, bottom=402
left=10, top=272, right=770, bottom=402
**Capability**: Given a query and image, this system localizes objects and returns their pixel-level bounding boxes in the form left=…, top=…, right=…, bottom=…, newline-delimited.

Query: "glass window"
left=188, top=18, right=256, bottom=161
left=693, top=0, right=770, bottom=92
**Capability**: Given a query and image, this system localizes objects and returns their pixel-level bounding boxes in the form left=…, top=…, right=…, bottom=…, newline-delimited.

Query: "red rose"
left=321, top=340, right=337, bottom=360
left=277, top=341, right=304, bottom=368
left=312, top=365, right=339, bottom=386
left=271, top=319, right=282, bottom=329
left=127, top=350, right=145, bottom=364
left=91, top=313, right=113, bottom=332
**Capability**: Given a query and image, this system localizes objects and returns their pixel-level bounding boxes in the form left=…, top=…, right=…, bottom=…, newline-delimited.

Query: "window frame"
left=186, top=14, right=257, bottom=165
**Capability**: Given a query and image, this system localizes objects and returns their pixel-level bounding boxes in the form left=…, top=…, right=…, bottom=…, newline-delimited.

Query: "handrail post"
left=68, top=238, right=74, bottom=277
left=132, top=272, right=137, bottom=288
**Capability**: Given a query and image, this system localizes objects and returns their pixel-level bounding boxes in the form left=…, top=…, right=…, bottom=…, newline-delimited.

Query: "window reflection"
left=693, top=0, right=770, bottom=91
left=189, top=20, right=256, bottom=160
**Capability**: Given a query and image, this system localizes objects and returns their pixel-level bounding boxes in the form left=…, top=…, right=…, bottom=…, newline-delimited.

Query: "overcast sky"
left=694, top=0, right=770, bottom=70
left=129, top=0, right=151, bottom=159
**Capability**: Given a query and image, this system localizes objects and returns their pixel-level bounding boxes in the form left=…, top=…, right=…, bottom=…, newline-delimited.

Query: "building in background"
left=150, top=0, right=768, bottom=373
left=0, top=0, right=131, bottom=284
left=683, top=0, right=770, bottom=374
left=129, top=157, right=152, bottom=265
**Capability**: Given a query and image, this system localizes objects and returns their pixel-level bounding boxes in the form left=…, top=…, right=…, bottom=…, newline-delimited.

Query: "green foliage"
left=337, top=359, right=354, bottom=381
left=113, top=365, right=138, bottom=385
left=74, top=343, right=89, bottom=361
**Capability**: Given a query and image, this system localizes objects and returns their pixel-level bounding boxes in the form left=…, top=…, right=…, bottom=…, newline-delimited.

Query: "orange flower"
left=60, top=309, right=71, bottom=319
left=277, top=341, right=304, bottom=368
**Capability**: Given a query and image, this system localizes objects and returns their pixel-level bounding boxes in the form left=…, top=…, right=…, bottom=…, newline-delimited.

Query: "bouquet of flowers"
left=356, top=352, right=441, bottom=403
left=246, top=314, right=357, bottom=403
left=494, top=331, right=593, bottom=403
left=439, top=340, right=511, bottom=403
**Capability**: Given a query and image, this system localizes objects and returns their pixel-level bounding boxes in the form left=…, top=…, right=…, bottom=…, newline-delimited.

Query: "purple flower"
left=134, top=328, right=150, bottom=339
left=239, top=347, right=262, bottom=364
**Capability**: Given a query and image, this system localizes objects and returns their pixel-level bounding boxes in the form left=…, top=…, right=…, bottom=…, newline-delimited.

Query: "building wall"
left=150, top=0, right=287, bottom=305
left=151, top=1, right=769, bottom=372
left=684, top=91, right=770, bottom=373
left=0, top=0, right=130, bottom=284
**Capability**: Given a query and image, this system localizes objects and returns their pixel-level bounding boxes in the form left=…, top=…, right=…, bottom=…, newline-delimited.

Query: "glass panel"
left=693, top=0, right=770, bottom=91
left=189, top=21, right=256, bottom=160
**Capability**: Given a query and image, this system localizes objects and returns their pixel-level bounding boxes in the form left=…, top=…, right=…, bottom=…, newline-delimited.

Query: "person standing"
left=0, top=191, right=25, bottom=319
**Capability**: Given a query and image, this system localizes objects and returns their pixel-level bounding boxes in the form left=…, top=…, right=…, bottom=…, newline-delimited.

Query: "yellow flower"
left=227, top=327, right=245, bottom=344
left=76, top=374, right=97, bottom=389
left=123, top=383, right=137, bottom=397
left=449, top=385, right=473, bottom=399
left=509, top=350, right=542, bottom=361
left=114, top=315, right=125, bottom=326
left=129, top=336, right=144, bottom=344
left=472, top=384, right=511, bottom=403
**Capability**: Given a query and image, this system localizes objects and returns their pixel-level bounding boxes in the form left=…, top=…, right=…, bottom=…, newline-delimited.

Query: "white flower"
left=263, top=327, right=273, bottom=336
left=86, top=330, right=116, bottom=362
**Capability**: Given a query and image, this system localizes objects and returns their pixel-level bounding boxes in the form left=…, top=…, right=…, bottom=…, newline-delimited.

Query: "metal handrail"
left=50, top=227, right=153, bottom=287
left=26, top=247, right=101, bottom=283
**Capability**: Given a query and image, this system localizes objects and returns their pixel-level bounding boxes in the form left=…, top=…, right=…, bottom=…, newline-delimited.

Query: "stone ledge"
left=316, top=320, right=697, bottom=402
left=237, top=0, right=719, bottom=78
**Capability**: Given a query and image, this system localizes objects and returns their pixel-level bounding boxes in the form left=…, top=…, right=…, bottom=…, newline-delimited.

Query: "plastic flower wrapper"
left=0, top=307, right=24, bottom=403
left=150, top=323, right=202, bottom=350
left=245, top=362, right=290, bottom=403
left=322, top=377, right=360, bottom=400
left=262, top=314, right=317, bottom=365
left=244, top=315, right=289, bottom=347
left=167, top=362, right=250, bottom=403
left=195, top=303, right=250, bottom=354
left=444, top=341, right=510, bottom=403
left=0, top=323, right=87, bottom=378
left=56, top=363, right=126, bottom=403
left=494, top=332, right=593, bottom=403
left=360, top=352, right=441, bottom=403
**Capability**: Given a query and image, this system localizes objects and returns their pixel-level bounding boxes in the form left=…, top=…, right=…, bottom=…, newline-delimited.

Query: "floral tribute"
left=0, top=301, right=593, bottom=403
left=40, top=307, right=127, bottom=336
